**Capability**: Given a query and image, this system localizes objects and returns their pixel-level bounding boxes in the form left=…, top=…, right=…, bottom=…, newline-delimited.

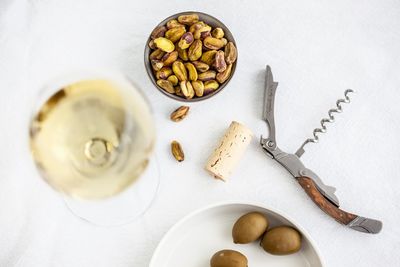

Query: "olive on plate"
left=232, top=212, right=269, bottom=244
left=210, top=249, right=248, bottom=267
left=261, top=226, right=302, bottom=255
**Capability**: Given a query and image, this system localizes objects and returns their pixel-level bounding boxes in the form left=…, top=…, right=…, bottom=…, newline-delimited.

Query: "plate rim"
left=150, top=200, right=325, bottom=267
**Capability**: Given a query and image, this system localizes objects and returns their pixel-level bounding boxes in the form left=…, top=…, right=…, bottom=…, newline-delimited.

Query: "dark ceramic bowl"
left=144, top=11, right=237, bottom=102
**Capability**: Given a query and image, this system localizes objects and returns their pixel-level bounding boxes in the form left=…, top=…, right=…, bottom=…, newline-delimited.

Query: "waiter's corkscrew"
left=260, top=65, right=382, bottom=233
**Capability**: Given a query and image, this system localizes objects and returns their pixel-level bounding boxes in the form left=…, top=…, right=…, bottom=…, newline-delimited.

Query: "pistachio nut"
left=154, top=37, right=175, bottom=52
left=167, top=75, right=179, bottom=86
left=177, top=14, right=199, bottom=25
left=213, top=50, right=227, bottom=73
left=192, top=61, right=210, bottom=72
left=166, top=19, right=183, bottom=29
left=175, top=85, right=183, bottom=96
left=156, top=67, right=173, bottom=79
left=171, top=140, right=184, bottom=162
left=150, top=25, right=167, bottom=39
left=211, top=27, right=224, bottom=39
left=203, top=36, right=225, bottom=50
left=180, top=81, right=195, bottom=99
left=189, top=21, right=205, bottom=33
left=198, top=70, right=216, bottom=81
left=188, top=40, right=202, bottom=61
left=192, top=80, right=204, bottom=97
left=150, top=49, right=166, bottom=60
left=162, top=51, right=178, bottom=66
left=157, top=79, right=175, bottom=94
left=200, top=50, right=217, bottom=65
left=221, top=37, right=228, bottom=46
left=148, top=39, right=157, bottom=49
left=172, top=61, right=188, bottom=81
left=194, top=25, right=212, bottom=40
left=151, top=59, right=164, bottom=71
left=178, top=32, right=194, bottom=50
left=200, top=31, right=211, bottom=40
left=216, top=63, right=232, bottom=83
left=185, top=62, right=198, bottom=81
left=149, top=14, right=236, bottom=99
left=204, top=80, right=220, bottom=95
left=170, top=106, right=190, bottom=122
left=225, top=42, right=237, bottom=64
left=165, top=26, right=186, bottom=43
left=204, top=80, right=220, bottom=90
left=177, top=46, right=189, bottom=61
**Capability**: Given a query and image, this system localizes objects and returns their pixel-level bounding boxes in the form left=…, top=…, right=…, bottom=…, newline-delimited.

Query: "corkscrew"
left=260, top=65, right=382, bottom=234
left=295, top=89, right=354, bottom=157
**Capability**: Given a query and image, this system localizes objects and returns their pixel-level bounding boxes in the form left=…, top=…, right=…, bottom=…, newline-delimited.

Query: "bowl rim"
left=144, top=11, right=238, bottom=103
left=149, top=200, right=325, bottom=267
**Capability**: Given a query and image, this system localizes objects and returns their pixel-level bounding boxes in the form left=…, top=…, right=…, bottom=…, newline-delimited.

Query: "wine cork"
left=205, top=121, right=253, bottom=180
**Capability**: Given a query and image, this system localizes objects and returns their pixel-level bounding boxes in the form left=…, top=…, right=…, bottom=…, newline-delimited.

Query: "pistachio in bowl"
left=144, top=12, right=238, bottom=102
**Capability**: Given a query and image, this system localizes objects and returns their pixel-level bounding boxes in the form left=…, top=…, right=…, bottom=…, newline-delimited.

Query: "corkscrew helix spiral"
left=295, top=89, right=355, bottom=157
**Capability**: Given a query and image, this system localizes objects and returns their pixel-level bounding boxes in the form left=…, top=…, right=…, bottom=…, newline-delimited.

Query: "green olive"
left=261, top=226, right=302, bottom=255
left=232, top=212, right=269, bottom=244
left=210, top=249, right=248, bottom=267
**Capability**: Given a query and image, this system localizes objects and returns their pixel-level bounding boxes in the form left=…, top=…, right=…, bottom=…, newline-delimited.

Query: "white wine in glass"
left=30, top=75, right=158, bottom=224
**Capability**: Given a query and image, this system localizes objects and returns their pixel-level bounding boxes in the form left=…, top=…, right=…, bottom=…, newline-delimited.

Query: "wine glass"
left=29, top=71, right=159, bottom=225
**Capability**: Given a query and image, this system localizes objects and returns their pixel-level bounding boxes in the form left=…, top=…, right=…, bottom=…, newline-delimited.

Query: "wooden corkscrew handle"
left=297, top=177, right=382, bottom=233
left=297, top=177, right=356, bottom=224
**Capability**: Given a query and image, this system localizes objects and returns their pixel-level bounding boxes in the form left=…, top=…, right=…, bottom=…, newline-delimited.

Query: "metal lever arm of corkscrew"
left=260, top=65, right=278, bottom=150
left=260, top=65, right=382, bottom=234
left=260, top=66, right=340, bottom=207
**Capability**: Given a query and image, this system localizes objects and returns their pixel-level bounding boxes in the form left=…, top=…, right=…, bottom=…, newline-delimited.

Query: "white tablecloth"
left=1, top=0, right=399, bottom=266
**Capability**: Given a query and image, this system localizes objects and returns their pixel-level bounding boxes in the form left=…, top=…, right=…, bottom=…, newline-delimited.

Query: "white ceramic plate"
left=150, top=202, right=324, bottom=267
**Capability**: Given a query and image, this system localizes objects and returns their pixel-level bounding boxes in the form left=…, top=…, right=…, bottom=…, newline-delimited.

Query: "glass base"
left=64, top=155, right=160, bottom=226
